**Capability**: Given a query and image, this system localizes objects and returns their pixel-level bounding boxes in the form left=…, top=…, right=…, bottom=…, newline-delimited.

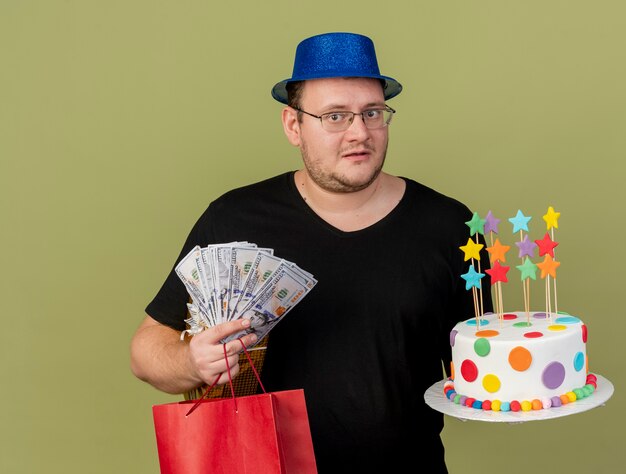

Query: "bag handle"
left=185, top=338, right=265, bottom=417
left=236, top=337, right=267, bottom=394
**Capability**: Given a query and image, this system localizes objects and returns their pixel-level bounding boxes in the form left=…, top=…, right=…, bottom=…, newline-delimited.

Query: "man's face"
left=295, top=77, right=389, bottom=193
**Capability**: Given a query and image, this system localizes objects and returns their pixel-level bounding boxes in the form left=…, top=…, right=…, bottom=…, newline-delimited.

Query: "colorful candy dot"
left=573, top=388, right=585, bottom=399
left=482, top=374, right=501, bottom=393
left=513, top=322, right=532, bottom=328
left=573, top=352, right=585, bottom=371
left=510, top=401, right=521, bottom=412
left=531, top=399, right=543, bottom=410
left=560, top=394, right=570, bottom=405
left=542, top=361, right=566, bottom=389
left=548, top=324, right=567, bottom=331
left=566, top=391, right=577, bottom=402
left=465, top=398, right=476, bottom=407
left=475, top=329, right=499, bottom=337
left=474, top=338, right=491, bottom=356
left=551, top=396, right=562, bottom=407
left=491, top=400, right=501, bottom=411
left=482, top=400, right=492, bottom=411
left=472, top=400, right=483, bottom=409
left=541, top=397, right=552, bottom=409
left=509, top=346, right=532, bottom=371
left=503, top=313, right=518, bottom=320
left=450, top=329, right=458, bottom=347
left=555, top=316, right=581, bottom=324
left=460, top=359, right=478, bottom=382
left=582, top=325, right=588, bottom=342
left=467, top=319, right=489, bottom=327
left=500, top=401, right=510, bottom=412
left=524, top=331, right=543, bottom=339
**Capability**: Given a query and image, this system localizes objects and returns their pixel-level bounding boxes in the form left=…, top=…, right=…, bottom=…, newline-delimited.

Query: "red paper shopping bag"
left=152, top=341, right=317, bottom=474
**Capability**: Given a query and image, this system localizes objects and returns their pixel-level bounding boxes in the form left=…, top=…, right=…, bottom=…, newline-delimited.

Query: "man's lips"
left=342, top=149, right=371, bottom=159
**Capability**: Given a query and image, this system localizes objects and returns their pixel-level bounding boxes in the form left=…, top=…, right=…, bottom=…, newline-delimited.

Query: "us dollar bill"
left=229, top=252, right=284, bottom=320
left=223, top=262, right=317, bottom=344
left=227, top=245, right=273, bottom=319
left=176, top=242, right=316, bottom=346
left=174, top=245, right=212, bottom=324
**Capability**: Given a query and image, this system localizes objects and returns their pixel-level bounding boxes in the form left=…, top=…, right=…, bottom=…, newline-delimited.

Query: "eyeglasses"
left=292, top=106, right=396, bottom=132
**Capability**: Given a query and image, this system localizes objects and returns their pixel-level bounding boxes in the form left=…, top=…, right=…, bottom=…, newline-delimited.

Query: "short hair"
left=286, top=81, right=304, bottom=108
left=286, top=81, right=305, bottom=122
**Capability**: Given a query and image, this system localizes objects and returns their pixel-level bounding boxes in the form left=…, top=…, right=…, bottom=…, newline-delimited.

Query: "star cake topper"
left=459, top=238, right=484, bottom=261
left=486, top=238, right=511, bottom=263
left=485, top=260, right=510, bottom=284
left=543, top=206, right=561, bottom=230
left=508, top=209, right=532, bottom=234
left=484, top=210, right=500, bottom=235
left=461, top=265, right=485, bottom=290
left=465, top=212, right=485, bottom=236
left=537, top=254, right=561, bottom=279
left=535, top=232, right=559, bottom=258
left=515, top=234, right=538, bottom=259
left=516, top=258, right=539, bottom=281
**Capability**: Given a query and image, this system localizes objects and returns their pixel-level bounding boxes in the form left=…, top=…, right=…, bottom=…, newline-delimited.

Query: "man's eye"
left=325, top=113, right=348, bottom=122
left=365, top=110, right=381, bottom=119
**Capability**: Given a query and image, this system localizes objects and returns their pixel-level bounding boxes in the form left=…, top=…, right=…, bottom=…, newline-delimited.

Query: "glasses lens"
left=320, top=108, right=394, bottom=131
left=363, top=109, right=391, bottom=129
left=321, top=112, right=352, bottom=132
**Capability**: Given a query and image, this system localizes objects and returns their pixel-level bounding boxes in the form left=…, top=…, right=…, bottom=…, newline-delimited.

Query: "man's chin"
left=330, top=169, right=382, bottom=193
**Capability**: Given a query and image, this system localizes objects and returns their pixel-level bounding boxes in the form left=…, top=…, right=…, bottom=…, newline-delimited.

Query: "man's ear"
left=282, top=107, right=301, bottom=146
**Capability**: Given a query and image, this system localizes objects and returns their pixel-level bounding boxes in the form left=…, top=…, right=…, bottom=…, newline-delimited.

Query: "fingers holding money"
left=188, top=319, right=258, bottom=386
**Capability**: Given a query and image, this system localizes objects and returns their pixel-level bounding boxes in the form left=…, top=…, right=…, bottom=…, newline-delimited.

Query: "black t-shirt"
left=146, top=171, right=492, bottom=473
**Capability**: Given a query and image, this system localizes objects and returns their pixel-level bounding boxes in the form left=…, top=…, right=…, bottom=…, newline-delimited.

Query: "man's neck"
left=293, top=170, right=405, bottom=232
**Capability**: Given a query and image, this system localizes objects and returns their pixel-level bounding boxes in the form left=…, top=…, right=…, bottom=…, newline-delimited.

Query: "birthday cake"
left=446, top=311, right=597, bottom=411
left=444, top=207, right=598, bottom=412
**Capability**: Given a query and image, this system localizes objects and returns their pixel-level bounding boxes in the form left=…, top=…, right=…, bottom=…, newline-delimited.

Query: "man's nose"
left=345, top=113, right=370, bottom=137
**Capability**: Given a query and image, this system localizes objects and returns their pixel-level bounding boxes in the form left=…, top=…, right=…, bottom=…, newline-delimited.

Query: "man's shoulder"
left=213, top=172, right=294, bottom=205
left=401, top=177, right=472, bottom=219
left=189, top=172, right=296, bottom=239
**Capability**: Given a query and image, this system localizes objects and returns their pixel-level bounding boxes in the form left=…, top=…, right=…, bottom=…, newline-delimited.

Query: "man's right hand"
left=188, top=318, right=258, bottom=386
left=130, top=315, right=257, bottom=394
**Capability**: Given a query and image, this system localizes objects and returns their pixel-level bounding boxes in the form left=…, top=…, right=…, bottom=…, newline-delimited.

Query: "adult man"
left=131, top=32, right=492, bottom=473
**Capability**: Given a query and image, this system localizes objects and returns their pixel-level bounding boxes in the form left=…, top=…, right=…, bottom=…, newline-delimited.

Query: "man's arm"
left=130, top=315, right=257, bottom=394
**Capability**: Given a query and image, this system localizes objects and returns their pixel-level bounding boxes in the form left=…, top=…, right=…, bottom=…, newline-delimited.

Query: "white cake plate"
left=424, top=374, right=614, bottom=423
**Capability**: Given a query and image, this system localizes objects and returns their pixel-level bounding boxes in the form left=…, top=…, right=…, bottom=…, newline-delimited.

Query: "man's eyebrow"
left=319, top=102, right=386, bottom=112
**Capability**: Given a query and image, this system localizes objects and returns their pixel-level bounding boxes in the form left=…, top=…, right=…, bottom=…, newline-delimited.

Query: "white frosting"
left=450, top=311, right=587, bottom=402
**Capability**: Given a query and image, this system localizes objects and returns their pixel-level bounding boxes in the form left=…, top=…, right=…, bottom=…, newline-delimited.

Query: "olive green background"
left=1, top=1, right=624, bottom=473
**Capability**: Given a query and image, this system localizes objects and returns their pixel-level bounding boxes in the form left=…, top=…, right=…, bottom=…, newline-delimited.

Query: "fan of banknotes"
left=175, top=242, right=317, bottom=346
